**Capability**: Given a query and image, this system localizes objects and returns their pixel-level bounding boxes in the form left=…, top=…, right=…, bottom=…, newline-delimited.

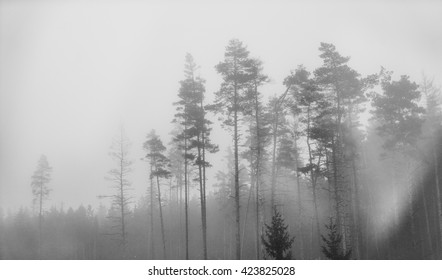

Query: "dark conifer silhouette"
left=261, top=208, right=295, bottom=260
left=321, top=218, right=352, bottom=260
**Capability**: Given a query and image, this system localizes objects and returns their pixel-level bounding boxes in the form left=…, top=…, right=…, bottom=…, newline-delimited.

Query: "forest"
left=0, top=39, right=441, bottom=260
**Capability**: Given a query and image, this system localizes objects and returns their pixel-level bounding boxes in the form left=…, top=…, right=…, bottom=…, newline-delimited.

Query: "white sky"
left=1, top=0, right=441, bottom=211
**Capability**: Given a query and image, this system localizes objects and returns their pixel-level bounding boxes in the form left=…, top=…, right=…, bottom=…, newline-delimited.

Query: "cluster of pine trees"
left=1, top=39, right=441, bottom=260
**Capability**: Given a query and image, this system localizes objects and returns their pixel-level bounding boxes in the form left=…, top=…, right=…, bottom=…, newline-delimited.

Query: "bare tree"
left=105, top=128, right=133, bottom=258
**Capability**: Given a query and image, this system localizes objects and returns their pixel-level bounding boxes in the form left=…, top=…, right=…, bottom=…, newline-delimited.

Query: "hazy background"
left=1, top=0, right=441, bottom=212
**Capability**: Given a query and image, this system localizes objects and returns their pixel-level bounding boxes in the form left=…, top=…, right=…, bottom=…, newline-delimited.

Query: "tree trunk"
left=293, top=132, right=304, bottom=259
left=149, top=165, right=155, bottom=259
left=271, top=108, right=278, bottom=214
left=119, top=156, right=126, bottom=258
left=350, top=158, right=362, bottom=259
left=331, top=137, right=344, bottom=252
left=432, top=146, right=442, bottom=259
left=233, top=78, right=241, bottom=260
left=422, top=177, right=434, bottom=258
left=39, top=182, right=43, bottom=259
left=253, top=84, right=262, bottom=260
left=156, top=171, right=167, bottom=259
left=306, top=105, right=321, bottom=258
left=178, top=162, right=183, bottom=259
left=241, top=174, right=254, bottom=258
left=406, top=161, right=417, bottom=256
left=201, top=103, right=208, bottom=261
left=390, top=153, right=399, bottom=257
left=255, top=173, right=261, bottom=259
left=197, top=135, right=208, bottom=259
left=184, top=126, right=189, bottom=260
left=347, top=109, right=363, bottom=259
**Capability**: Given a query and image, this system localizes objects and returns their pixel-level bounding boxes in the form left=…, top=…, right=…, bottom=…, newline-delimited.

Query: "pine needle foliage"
left=321, top=218, right=352, bottom=260
left=262, top=208, right=295, bottom=260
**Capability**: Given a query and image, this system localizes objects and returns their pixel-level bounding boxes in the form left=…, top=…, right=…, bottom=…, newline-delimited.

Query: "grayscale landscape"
left=0, top=0, right=441, bottom=260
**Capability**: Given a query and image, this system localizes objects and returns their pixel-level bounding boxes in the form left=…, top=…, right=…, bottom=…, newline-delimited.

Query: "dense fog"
left=1, top=1, right=441, bottom=260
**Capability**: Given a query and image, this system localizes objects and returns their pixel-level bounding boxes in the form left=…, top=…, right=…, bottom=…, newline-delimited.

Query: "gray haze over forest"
left=1, top=0, right=440, bottom=211
left=1, top=0, right=442, bottom=261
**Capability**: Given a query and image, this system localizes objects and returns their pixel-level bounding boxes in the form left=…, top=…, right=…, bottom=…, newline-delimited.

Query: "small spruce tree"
left=261, top=208, right=295, bottom=260
left=321, top=218, right=352, bottom=260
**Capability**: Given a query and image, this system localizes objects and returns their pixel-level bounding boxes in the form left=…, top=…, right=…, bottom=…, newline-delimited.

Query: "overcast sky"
left=1, top=0, right=441, bottom=212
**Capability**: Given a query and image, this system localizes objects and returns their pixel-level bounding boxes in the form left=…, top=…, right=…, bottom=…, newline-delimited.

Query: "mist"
left=0, top=0, right=441, bottom=260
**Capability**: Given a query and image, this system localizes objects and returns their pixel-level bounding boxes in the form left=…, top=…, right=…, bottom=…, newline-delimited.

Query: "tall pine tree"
left=211, top=39, right=254, bottom=259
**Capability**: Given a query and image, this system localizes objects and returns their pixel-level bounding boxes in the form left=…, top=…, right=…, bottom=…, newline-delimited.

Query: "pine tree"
left=371, top=71, right=425, bottom=256
left=321, top=218, right=352, bottom=260
left=174, top=53, right=218, bottom=259
left=267, top=95, right=291, bottom=215
left=144, top=130, right=171, bottom=259
left=288, top=65, right=324, bottom=258
left=261, top=208, right=295, bottom=260
left=314, top=43, right=376, bottom=258
left=211, top=39, right=254, bottom=259
left=31, top=154, right=52, bottom=258
left=243, top=58, right=269, bottom=259
left=371, top=72, right=425, bottom=151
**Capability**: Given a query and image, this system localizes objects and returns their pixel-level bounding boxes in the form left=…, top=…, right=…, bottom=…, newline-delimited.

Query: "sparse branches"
left=31, top=154, right=52, bottom=258
left=105, top=128, right=133, bottom=258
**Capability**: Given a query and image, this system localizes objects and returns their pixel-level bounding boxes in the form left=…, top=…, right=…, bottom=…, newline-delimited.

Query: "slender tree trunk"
left=432, top=146, right=442, bottom=259
left=222, top=216, right=226, bottom=259
left=349, top=158, right=360, bottom=259
left=191, top=75, right=209, bottom=260
left=119, top=155, right=126, bottom=258
left=390, top=153, right=399, bottom=257
left=406, top=161, right=417, bottom=256
left=201, top=145, right=208, bottom=260
left=241, top=175, right=254, bottom=258
left=347, top=109, right=363, bottom=259
left=422, top=178, right=433, bottom=259
left=293, top=132, right=304, bottom=259
left=149, top=166, right=155, bottom=259
left=331, top=137, right=344, bottom=251
left=271, top=108, right=278, bottom=213
left=269, top=87, right=290, bottom=217
left=39, top=182, right=43, bottom=259
left=255, top=171, right=260, bottom=260
left=197, top=135, right=208, bottom=259
left=178, top=164, right=183, bottom=259
left=184, top=126, right=189, bottom=260
left=333, top=82, right=350, bottom=254
left=306, top=105, right=321, bottom=258
left=156, top=174, right=167, bottom=259
left=310, top=216, right=314, bottom=259
left=253, top=83, right=262, bottom=260
left=233, top=78, right=241, bottom=260
left=168, top=177, right=174, bottom=258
